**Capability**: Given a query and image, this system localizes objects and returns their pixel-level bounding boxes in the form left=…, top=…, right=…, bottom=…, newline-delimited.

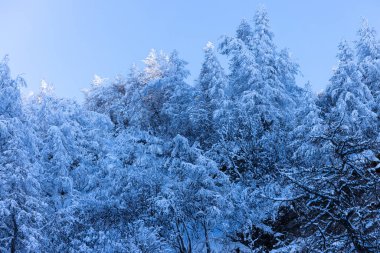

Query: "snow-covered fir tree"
left=195, top=42, right=227, bottom=147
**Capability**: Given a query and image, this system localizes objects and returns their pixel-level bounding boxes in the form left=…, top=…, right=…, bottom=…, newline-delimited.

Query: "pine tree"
left=323, top=40, right=376, bottom=138
left=195, top=42, right=227, bottom=146
left=236, top=19, right=253, bottom=49
left=355, top=20, right=380, bottom=116
left=356, top=19, right=380, bottom=63
left=252, top=7, right=277, bottom=82
left=276, top=48, right=301, bottom=94
left=219, top=32, right=259, bottom=98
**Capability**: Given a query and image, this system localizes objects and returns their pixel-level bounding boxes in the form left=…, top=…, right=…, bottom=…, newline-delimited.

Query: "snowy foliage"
left=1, top=7, right=380, bottom=253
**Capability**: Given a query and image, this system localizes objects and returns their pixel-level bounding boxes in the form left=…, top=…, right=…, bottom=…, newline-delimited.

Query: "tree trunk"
left=203, top=222, right=212, bottom=253
left=10, top=214, right=18, bottom=253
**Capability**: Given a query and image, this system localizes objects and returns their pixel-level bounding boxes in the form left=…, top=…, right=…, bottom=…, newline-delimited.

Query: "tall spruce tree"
left=196, top=42, right=227, bottom=146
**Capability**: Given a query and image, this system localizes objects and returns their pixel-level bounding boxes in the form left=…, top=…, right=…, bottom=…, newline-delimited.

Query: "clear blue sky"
left=0, top=0, right=379, bottom=100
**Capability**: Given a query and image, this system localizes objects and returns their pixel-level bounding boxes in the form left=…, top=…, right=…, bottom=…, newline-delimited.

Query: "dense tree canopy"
left=0, top=7, right=379, bottom=253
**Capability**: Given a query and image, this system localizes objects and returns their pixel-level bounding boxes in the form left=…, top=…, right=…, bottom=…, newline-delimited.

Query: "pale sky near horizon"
left=0, top=0, right=379, bottom=101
